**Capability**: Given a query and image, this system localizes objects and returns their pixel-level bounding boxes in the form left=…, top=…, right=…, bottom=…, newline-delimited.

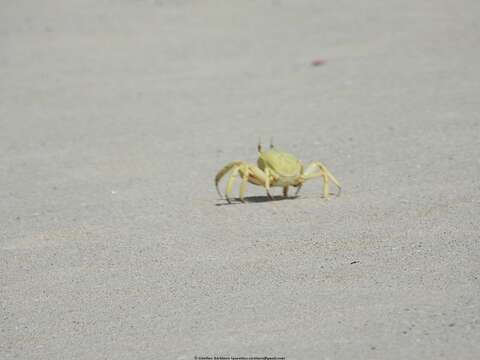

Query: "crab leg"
left=316, top=162, right=341, bottom=191
left=239, top=164, right=250, bottom=202
left=304, top=161, right=342, bottom=198
left=215, top=161, right=274, bottom=202
left=264, top=168, right=273, bottom=199
left=294, top=185, right=303, bottom=196
left=304, top=170, right=329, bottom=198
left=295, top=161, right=305, bottom=196
left=323, top=174, right=329, bottom=198
left=215, top=161, right=245, bottom=198
left=224, top=166, right=241, bottom=203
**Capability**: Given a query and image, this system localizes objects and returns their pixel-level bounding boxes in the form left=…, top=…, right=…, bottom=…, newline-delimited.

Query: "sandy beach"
left=1, top=1, right=479, bottom=359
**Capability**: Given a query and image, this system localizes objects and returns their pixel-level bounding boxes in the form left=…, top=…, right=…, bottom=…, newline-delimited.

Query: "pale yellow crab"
left=215, top=142, right=341, bottom=203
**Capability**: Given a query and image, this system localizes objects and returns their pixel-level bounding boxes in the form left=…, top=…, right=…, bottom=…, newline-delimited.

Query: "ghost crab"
left=215, top=141, right=341, bottom=203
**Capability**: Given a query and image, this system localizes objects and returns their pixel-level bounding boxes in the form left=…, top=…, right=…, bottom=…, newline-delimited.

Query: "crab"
left=215, top=141, right=341, bottom=203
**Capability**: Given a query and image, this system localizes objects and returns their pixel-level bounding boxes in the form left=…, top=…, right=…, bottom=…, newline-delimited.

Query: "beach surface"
left=1, top=1, right=480, bottom=359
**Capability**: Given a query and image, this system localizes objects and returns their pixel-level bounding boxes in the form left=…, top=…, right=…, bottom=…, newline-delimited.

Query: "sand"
left=1, top=1, right=479, bottom=359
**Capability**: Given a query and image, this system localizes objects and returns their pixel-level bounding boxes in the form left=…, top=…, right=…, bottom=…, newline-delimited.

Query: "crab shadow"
left=215, top=195, right=299, bottom=206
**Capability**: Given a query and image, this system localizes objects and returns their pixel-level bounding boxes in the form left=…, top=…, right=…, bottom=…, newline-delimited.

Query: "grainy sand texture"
left=1, top=1, right=480, bottom=359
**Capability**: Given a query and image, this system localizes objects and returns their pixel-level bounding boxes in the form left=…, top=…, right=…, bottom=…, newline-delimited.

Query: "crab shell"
left=257, top=149, right=303, bottom=187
